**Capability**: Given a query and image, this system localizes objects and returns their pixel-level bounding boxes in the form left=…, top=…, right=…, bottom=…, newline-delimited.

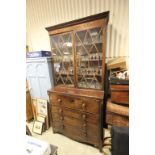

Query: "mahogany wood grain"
left=106, top=112, right=129, bottom=127
left=110, top=84, right=129, bottom=104
left=46, top=12, right=109, bottom=92
left=101, top=24, right=107, bottom=89
left=46, top=11, right=109, bottom=32
left=48, top=87, right=103, bottom=152
left=47, top=19, right=105, bottom=35
left=51, top=105, right=99, bottom=124
left=106, top=100, right=129, bottom=127
left=46, top=11, right=109, bottom=152
left=52, top=114, right=99, bottom=132
left=52, top=123, right=99, bottom=146
left=50, top=94, right=100, bottom=114
left=107, top=100, right=129, bottom=116
left=48, top=86, right=104, bottom=100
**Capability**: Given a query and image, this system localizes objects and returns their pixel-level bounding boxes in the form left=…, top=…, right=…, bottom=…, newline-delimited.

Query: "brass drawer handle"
left=57, top=98, right=62, bottom=102
left=82, top=103, right=86, bottom=109
left=83, top=123, right=87, bottom=127
left=59, top=109, right=62, bottom=113
left=82, top=114, right=86, bottom=120
left=83, top=132, right=87, bottom=137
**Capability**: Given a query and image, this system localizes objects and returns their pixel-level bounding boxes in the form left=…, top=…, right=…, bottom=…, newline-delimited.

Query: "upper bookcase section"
left=46, top=11, right=109, bottom=90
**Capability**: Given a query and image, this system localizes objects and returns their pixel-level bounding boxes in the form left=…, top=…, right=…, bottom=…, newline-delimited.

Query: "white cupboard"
left=26, top=57, right=54, bottom=100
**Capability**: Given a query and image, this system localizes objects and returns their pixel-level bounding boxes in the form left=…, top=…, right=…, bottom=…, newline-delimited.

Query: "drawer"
left=106, top=112, right=129, bottom=127
left=59, top=123, right=99, bottom=145
left=51, top=105, right=99, bottom=124
left=50, top=93, right=100, bottom=114
left=52, top=114, right=99, bottom=135
left=50, top=94, right=64, bottom=105
left=65, top=125, right=99, bottom=144
left=110, top=84, right=129, bottom=105
left=52, top=121, right=64, bottom=133
left=111, top=91, right=129, bottom=104
left=52, top=121, right=63, bottom=128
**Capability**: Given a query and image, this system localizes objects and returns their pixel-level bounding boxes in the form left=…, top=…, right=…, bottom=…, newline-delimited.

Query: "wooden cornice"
left=45, top=11, right=109, bottom=32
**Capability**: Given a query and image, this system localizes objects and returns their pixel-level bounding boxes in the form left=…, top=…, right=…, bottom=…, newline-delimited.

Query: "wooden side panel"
left=26, top=90, right=33, bottom=121
left=31, top=98, right=37, bottom=120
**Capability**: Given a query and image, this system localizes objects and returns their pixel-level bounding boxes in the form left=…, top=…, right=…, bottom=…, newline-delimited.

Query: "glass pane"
left=75, top=27, right=103, bottom=89
left=76, top=30, right=86, bottom=43
left=51, top=32, right=74, bottom=87
left=90, top=27, right=102, bottom=43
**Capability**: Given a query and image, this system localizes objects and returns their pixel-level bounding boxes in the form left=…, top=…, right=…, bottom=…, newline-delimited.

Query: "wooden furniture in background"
left=110, top=84, right=129, bottom=105
left=48, top=87, right=104, bottom=152
left=26, top=88, right=33, bottom=122
left=46, top=11, right=109, bottom=152
left=105, top=72, right=129, bottom=127
left=31, top=98, right=37, bottom=120
left=106, top=99, right=129, bottom=127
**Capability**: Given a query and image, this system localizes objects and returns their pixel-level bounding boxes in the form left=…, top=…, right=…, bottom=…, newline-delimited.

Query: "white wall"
left=26, top=0, right=128, bottom=59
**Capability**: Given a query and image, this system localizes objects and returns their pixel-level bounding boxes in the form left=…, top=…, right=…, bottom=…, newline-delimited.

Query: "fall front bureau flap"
left=48, top=86, right=104, bottom=99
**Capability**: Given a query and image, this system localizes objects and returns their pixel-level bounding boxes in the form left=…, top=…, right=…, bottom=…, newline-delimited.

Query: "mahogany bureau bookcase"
left=46, top=11, right=109, bottom=152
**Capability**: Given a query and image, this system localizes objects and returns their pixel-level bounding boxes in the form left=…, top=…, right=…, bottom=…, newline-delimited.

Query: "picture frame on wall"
left=32, top=121, right=43, bottom=135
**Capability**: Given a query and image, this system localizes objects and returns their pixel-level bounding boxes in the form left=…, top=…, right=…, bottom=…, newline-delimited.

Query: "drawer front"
left=51, top=105, right=99, bottom=124
left=49, top=92, right=102, bottom=146
left=111, top=91, right=129, bottom=104
left=52, top=121, right=99, bottom=145
left=52, top=113, right=99, bottom=134
left=106, top=112, right=129, bottom=127
left=52, top=122, right=65, bottom=134
left=64, top=125, right=99, bottom=145
left=111, top=85, right=129, bottom=104
left=50, top=93, right=100, bottom=114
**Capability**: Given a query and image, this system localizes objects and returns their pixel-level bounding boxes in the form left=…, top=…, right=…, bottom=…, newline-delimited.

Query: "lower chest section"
left=49, top=92, right=103, bottom=146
